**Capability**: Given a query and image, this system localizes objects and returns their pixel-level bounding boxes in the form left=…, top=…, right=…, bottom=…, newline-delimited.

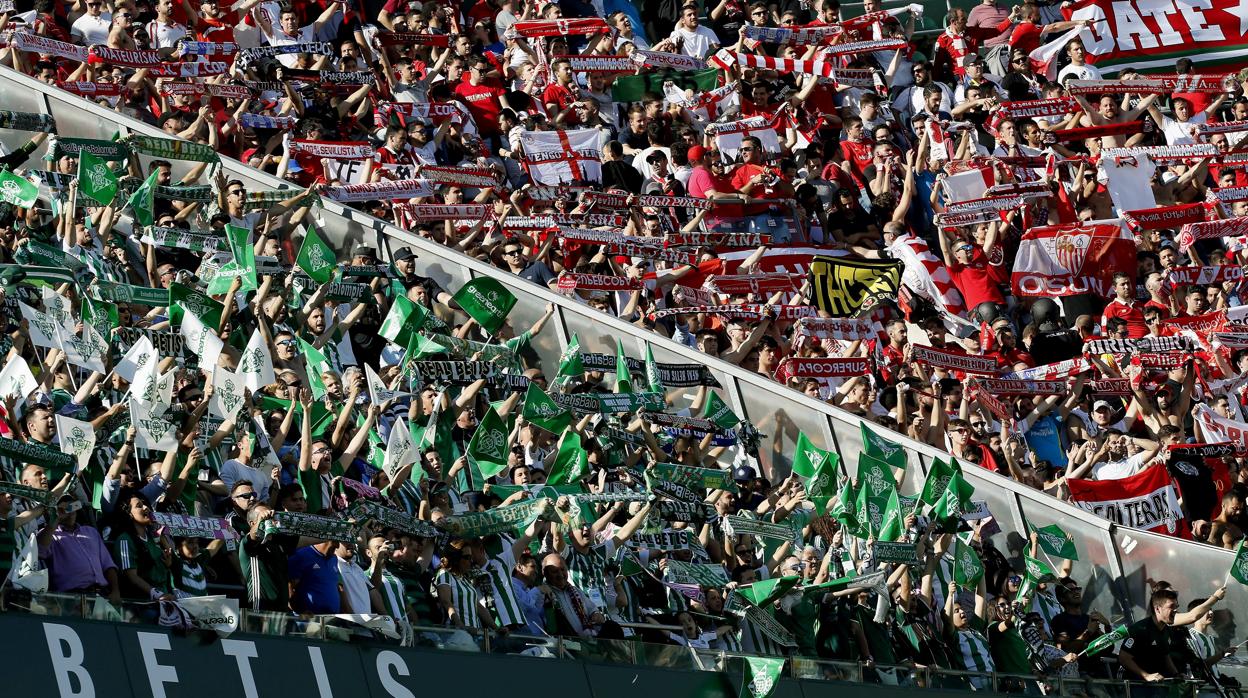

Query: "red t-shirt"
left=541, top=83, right=581, bottom=125
left=1002, top=20, right=1041, bottom=53
left=730, top=162, right=784, bottom=216
left=948, top=247, right=1007, bottom=309
left=454, top=81, right=506, bottom=136
left=1101, top=298, right=1148, bottom=338
left=1143, top=299, right=1171, bottom=319
left=840, top=139, right=874, bottom=186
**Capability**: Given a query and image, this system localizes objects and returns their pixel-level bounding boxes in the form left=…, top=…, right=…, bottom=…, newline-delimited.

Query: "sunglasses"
left=739, top=146, right=755, bottom=152
left=233, top=492, right=257, bottom=500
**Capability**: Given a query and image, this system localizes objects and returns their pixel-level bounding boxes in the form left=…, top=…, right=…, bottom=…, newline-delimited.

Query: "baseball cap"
left=688, top=145, right=707, bottom=161
left=354, top=245, right=378, bottom=260
left=1092, top=400, right=1114, bottom=412
left=393, top=247, right=418, bottom=261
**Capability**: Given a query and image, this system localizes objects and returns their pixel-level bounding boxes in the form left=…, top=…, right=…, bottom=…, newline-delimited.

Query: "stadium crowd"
left=0, top=0, right=1245, bottom=689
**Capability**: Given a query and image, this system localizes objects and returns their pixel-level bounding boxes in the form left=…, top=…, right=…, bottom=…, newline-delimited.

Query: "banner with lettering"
left=1063, top=0, right=1248, bottom=73
left=1067, top=465, right=1185, bottom=537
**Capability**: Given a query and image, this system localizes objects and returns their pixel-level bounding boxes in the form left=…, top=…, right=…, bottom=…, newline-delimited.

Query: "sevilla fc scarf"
left=289, top=140, right=374, bottom=160
left=910, top=345, right=998, bottom=375
left=507, top=18, right=610, bottom=37
left=774, top=357, right=869, bottom=382
left=557, top=273, right=642, bottom=293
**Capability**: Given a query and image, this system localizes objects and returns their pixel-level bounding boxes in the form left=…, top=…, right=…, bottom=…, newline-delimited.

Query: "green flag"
left=169, top=282, right=224, bottom=328
left=76, top=150, right=118, bottom=206
left=557, top=334, right=585, bottom=380
left=547, top=432, right=589, bottom=486
left=953, top=539, right=984, bottom=586
left=792, top=431, right=831, bottom=480
left=877, top=486, right=904, bottom=542
left=612, top=68, right=718, bottom=102
left=703, top=391, right=740, bottom=430
left=1080, top=625, right=1128, bottom=657
left=296, top=224, right=337, bottom=284
left=1230, top=539, right=1248, bottom=586
left=805, top=450, right=840, bottom=515
left=742, top=657, right=785, bottom=698
left=300, top=338, right=330, bottom=400
left=830, top=478, right=859, bottom=526
left=379, top=295, right=422, bottom=348
left=226, top=224, right=257, bottom=291
left=857, top=451, right=898, bottom=534
left=452, top=277, right=517, bottom=334
left=614, top=340, right=633, bottom=394
left=0, top=169, right=37, bottom=208
left=931, top=471, right=975, bottom=531
left=125, top=169, right=159, bottom=227
left=521, top=383, right=571, bottom=434
left=1032, top=523, right=1079, bottom=561
left=1024, top=554, right=1057, bottom=583
left=466, top=406, right=509, bottom=479
left=861, top=422, right=906, bottom=470
left=918, top=457, right=961, bottom=509
left=644, top=344, right=664, bottom=393
left=736, top=576, right=800, bottom=608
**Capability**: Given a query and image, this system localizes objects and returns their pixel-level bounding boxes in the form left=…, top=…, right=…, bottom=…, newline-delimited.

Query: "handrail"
left=1, top=65, right=1242, bottom=631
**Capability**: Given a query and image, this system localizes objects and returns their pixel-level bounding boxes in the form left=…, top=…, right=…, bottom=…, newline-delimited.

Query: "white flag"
left=12, top=532, right=48, bottom=593
left=58, top=322, right=107, bottom=373
left=517, top=128, right=602, bottom=184
left=210, top=366, right=247, bottom=421
left=366, top=364, right=410, bottom=407
left=130, top=400, right=179, bottom=451
left=180, top=307, right=224, bottom=371
left=383, top=417, right=417, bottom=477
left=19, top=302, right=59, bottom=349
left=55, top=415, right=97, bottom=472
left=115, top=335, right=156, bottom=383
left=178, top=595, right=240, bottom=636
left=238, top=329, right=275, bottom=391
left=0, top=356, right=38, bottom=402
left=41, top=287, right=72, bottom=325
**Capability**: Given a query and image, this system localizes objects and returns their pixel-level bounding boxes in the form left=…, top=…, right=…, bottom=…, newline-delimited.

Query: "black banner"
left=577, top=353, right=720, bottom=387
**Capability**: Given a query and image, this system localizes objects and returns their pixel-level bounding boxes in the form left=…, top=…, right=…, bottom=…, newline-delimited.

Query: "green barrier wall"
left=3, top=613, right=990, bottom=698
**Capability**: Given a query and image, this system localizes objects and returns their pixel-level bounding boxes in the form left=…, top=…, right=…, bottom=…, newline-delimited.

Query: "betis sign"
left=1068, top=0, right=1248, bottom=72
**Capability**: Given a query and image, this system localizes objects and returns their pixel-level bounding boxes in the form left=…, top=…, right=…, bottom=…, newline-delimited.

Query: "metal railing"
left=1, top=65, right=1245, bottom=647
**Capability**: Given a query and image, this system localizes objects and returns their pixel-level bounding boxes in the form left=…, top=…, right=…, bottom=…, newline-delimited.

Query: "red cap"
left=688, top=145, right=707, bottom=162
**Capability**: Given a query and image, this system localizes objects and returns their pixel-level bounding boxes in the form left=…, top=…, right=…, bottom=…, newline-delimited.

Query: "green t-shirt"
left=113, top=531, right=172, bottom=595
left=989, top=621, right=1033, bottom=674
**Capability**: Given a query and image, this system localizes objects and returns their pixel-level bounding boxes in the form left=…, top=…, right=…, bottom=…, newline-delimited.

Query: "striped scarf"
left=175, top=39, right=238, bottom=55
left=236, top=41, right=333, bottom=69
left=288, top=139, right=374, bottom=160
left=238, top=113, right=297, bottom=130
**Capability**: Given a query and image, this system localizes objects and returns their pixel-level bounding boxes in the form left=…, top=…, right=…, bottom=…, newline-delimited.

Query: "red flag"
left=1067, top=465, right=1187, bottom=538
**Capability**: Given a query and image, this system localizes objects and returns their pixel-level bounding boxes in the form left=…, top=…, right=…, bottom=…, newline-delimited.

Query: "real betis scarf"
left=0, top=480, right=54, bottom=506
left=346, top=499, right=439, bottom=538
left=267, top=511, right=356, bottom=542
left=440, top=497, right=555, bottom=538
left=722, top=515, right=797, bottom=543
left=92, top=280, right=171, bottom=306
left=650, top=461, right=738, bottom=494
left=118, top=177, right=214, bottom=203
left=551, top=391, right=664, bottom=414
left=15, top=239, right=86, bottom=271
left=151, top=512, right=237, bottom=540
left=126, top=134, right=220, bottom=165
left=0, top=111, right=56, bottom=133
left=0, top=437, right=76, bottom=476
left=141, top=226, right=226, bottom=253
left=47, top=135, right=130, bottom=162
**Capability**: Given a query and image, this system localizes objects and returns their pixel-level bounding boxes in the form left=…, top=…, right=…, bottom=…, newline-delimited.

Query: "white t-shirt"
left=71, top=13, right=113, bottom=45
left=1161, top=112, right=1206, bottom=146
left=263, top=24, right=315, bottom=68
left=1091, top=450, right=1152, bottom=481
left=337, top=556, right=373, bottom=613
left=145, top=19, right=188, bottom=49
left=668, top=24, right=719, bottom=60
left=1057, top=63, right=1102, bottom=83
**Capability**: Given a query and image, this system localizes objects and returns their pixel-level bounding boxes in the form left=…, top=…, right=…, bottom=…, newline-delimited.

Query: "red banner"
left=774, top=357, right=869, bottom=381
left=1067, top=0, right=1248, bottom=74
left=971, top=378, right=1067, bottom=395
left=1011, top=223, right=1137, bottom=298
left=1067, top=465, right=1186, bottom=537
left=1167, top=265, right=1244, bottom=287
left=557, top=273, right=642, bottom=293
